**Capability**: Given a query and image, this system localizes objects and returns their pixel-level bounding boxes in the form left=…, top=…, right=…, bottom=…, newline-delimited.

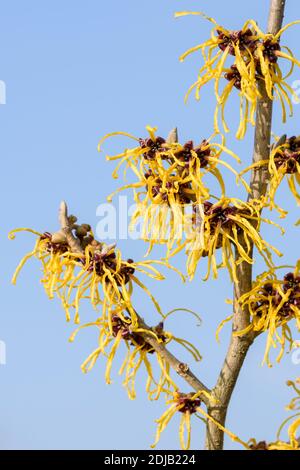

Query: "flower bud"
left=51, top=231, right=67, bottom=244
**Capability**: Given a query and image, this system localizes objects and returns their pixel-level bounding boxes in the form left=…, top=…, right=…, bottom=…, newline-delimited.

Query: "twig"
left=205, top=0, right=286, bottom=450
left=166, top=127, right=178, bottom=144
left=137, top=316, right=210, bottom=402
left=59, top=201, right=84, bottom=254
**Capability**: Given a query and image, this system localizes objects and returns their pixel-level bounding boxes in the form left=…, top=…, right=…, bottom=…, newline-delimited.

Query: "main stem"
left=205, top=0, right=286, bottom=450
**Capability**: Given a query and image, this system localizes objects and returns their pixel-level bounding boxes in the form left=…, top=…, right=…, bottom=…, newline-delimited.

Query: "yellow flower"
left=151, top=390, right=249, bottom=450
left=99, top=126, right=249, bottom=257
left=70, top=316, right=202, bottom=401
left=176, top=11, right=300, bottom=139
left=172, top=197, right=283, bottom=281
left=9, top=224, right=182, bottom=325
left=241, top=135, right=300, bottom=214
left=237, top=269, right=300, bottom=366
left=248, top=439, right=299, bottom=450
left=267, top=441, right=299, bottom=450
left=9, top=228, right=79, bottom=318
left=62, top=241, right=173, bottom=326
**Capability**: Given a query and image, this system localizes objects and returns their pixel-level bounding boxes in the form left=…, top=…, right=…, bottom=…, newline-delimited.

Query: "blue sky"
left=1, top=0, right=300, bottom=450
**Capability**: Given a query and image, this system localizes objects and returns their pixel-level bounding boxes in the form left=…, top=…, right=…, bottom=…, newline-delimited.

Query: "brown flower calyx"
left=224, top=65, right=242, bottom=90
left=111, top=316, right=167, bottom=353
left=249, top=440, right=269, bottom=450
left=255, top=272, right=300, bottom=321
left=174, top=140, right=211, bottom=169
left=87, top=248, right=135, bottom=285
left=262, top=38, right=281, bottom=63
left=139, top=135, right=166, bottom=160
left=175, top=392, right=201, bottom=414
left=217, top=29, right=258, bottom=55
left=274, top=135, right=300, bottom=174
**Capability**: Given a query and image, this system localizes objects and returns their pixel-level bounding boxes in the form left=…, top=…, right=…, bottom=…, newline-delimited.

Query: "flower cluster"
left=99, top=127, right=278, bottom=274
left=9, top=214, right=182, bottom=326
left=99, top=126, right=244, bottom=207
left=179, top=197, right=282, bottom=281
left=70, top=316, right=201, bottom=401
left=249, top=440, right=298, bottom=450
left=237, top=270, right=300, bottom=365
left=100, top=125, right=284, bottom=280
left=176, top=11, right=300, bottom=138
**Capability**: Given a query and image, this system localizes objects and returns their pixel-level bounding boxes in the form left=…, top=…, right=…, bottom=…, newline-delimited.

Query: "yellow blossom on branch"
left=99, top=126, right=252, bottom=260
left=69, top=316, right=202, bottom=401
left=98, top=126, right=242, bottom=203
left=237, top=268, right=300, bottom=366
left=172, top=197, right=283, bottom=281
left=151, top=390, right=249, bottom=450
left=9, top=223, right=183, bottom=326
left=176, top=11, right=300, bottom=139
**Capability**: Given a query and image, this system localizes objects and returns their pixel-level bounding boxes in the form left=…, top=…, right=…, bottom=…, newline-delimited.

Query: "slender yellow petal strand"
left=98, top=131, right=139, bottom=152
left=174, top=11, right=217, bottom=25
left=216, top=315, right=233, bottom=343
left=275, top=20, right=300, bottom=39
left=196, top=406, right=250, bottom=449
left=8, top=228, right=43, bottom=240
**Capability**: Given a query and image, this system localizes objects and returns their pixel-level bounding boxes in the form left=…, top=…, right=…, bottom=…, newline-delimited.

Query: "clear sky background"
left=1, top=0, right=300, bottom=450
